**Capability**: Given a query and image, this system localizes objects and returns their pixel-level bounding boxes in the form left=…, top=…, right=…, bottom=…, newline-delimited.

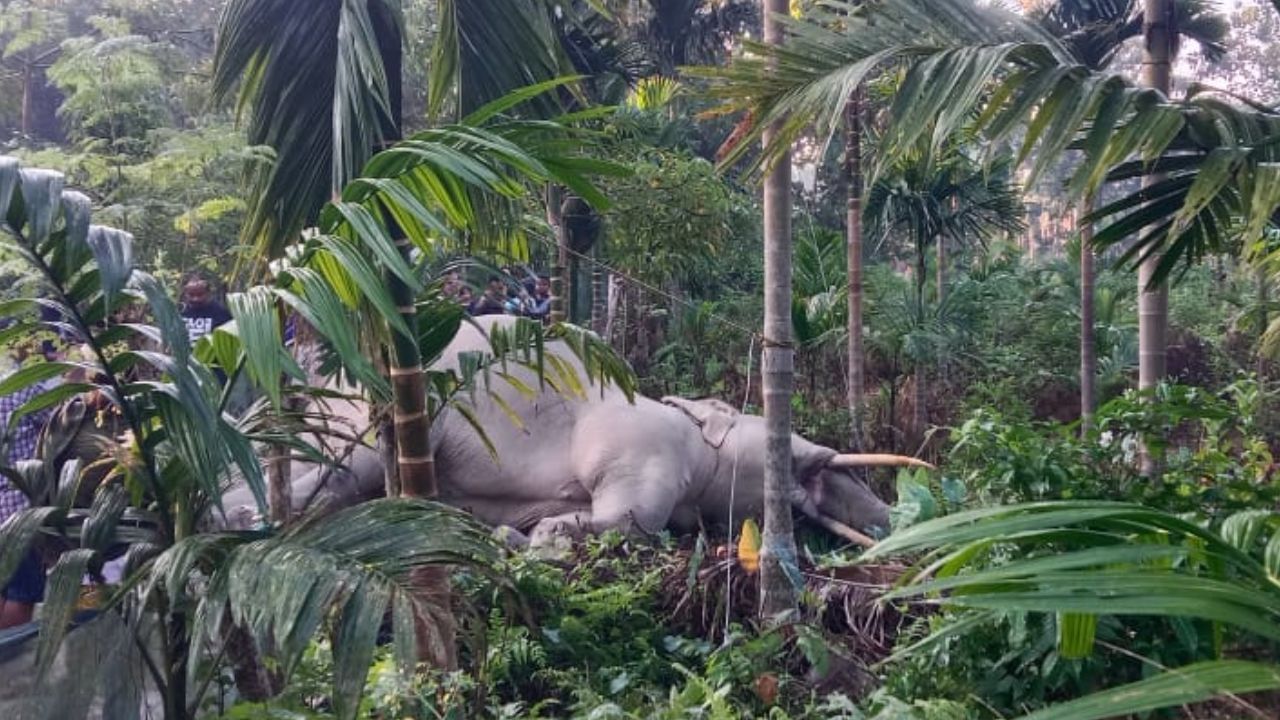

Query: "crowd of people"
left=0, top=267, right=557, bottom=628
left=444, top=269, right=553, bottom=321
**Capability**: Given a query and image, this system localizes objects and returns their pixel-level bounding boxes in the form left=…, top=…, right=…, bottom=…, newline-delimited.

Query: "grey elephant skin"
left=225, top=315, right=926, bottom=545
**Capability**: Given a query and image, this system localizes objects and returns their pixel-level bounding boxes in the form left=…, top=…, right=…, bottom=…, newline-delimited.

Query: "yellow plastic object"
left=738, top=518, right=762, bottom=574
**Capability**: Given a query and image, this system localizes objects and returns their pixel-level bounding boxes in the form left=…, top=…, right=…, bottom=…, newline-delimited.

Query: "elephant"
left=222, top=315, right=929, bottom=547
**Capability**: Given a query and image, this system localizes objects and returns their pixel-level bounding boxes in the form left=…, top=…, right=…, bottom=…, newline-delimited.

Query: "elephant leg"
left=588, top=478, right=682, bottom=537
left=528, top=469, right=685, bottom=549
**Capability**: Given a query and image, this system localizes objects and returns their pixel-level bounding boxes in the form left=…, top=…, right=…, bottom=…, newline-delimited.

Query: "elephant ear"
left=662, top=396, right=738, bottom=449
left=796, top=445, right=838, bottom=513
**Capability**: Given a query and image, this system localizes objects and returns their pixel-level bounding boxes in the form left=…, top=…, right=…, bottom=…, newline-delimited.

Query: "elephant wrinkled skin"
left=224, top=316, right=928, bottom=547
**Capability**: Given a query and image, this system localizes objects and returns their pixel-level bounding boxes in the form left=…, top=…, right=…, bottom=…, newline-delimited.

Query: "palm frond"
left=864, top=500, right=1280, bottom=718
left=213, top=0, right=401, bottom=266
left=696, top=0, right=1280, bottom=287
left=429, top=0, right=570, bottom=120
left=187, top=499, right=504, bottom=720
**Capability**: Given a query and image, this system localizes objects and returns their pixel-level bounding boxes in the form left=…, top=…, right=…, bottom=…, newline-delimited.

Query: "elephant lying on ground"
left=224, top=316, right=928, bottom=547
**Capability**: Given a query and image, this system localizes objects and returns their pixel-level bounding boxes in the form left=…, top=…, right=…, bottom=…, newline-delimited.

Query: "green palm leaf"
left=213, top=0, right=401, bottom=265
left=866, top=500, right=1280, bottom=719
left=430, top=0, right=570, bottom=120
left=188, top=498, right=504, bottom=720
left=1017, top=660, right=1280, bottom=720
left=697, top=0, right=1279, bottom=285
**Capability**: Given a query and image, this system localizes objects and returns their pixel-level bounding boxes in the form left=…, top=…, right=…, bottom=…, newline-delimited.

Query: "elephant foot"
left=492, top=525, right=530, bottom=550
left=528, top=513, right=590, bottom=559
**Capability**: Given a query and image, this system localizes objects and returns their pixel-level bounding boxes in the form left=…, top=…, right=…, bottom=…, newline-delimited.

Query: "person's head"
left=535, top=276, right=551, bottom=296
left=441, top=270, right=461, bottom=297
left=182, top=277, right=213, bottom=307
left=457, top=286, right=473, bottom=304
left=486, top=275, right=504, bottom=296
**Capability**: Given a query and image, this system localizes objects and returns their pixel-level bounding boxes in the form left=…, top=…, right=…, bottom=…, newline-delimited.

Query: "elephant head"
left=663, top=397, right=930, bottom=545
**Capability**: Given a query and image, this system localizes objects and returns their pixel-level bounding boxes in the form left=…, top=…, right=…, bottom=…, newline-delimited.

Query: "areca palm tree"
left=846, top=90, right=868, bottom=451
left=215, top=0, right=626, bottom=667
left=616, top=0, right=758, bottom=75
left=1028, top=0, right=1228, bottom=432
left=698, top=0, right=1280, bottom=287
left=759, top=0, right=801, bottom=620
left=430, top=0, right=640, bottom=323
left=698, top=0, right=1280, bottom=451
left=864, top=142, right=1024, bottom=443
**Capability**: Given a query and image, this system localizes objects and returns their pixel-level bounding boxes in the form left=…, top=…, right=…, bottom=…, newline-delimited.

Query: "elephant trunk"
left=826, top=453, right=933, bottom=470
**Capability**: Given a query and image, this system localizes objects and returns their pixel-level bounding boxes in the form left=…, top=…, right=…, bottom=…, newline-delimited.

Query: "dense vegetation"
left=2, top=0, right=1280, bottom=718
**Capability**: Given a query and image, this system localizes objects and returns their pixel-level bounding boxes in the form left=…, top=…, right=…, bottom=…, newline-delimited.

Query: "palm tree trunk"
left=387, top=238, right=457, bottom=671
left=935, top=234, right=945, bottom=307
left=913, top=240, right=928, bottom=444
left=1138, top=0, right=1172, bottom=476
left=759, top=0, right=799, bottom=621
left=1079, top=200, right=1097, bottom=434
left=21, top=63, right=34, bottom=137
left=548, top=185, right=569, bottom=323
left=267, top=442, right=291, bottom=523
left=591, top=253, right=607, bottom=334
left=374, top=13, right=456, bottom=669
left=164, top=612, right=190, bottom=720
left=845, top=91, right=866, bottom=452
left=1256, top=265, right=1269, bottom=378
left=605, top=274, right=620, bottom=343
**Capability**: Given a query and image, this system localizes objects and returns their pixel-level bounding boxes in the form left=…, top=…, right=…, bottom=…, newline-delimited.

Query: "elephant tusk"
left=827, top=453, right=934, bottom=470
left=811, top=513, right=878, bottom=549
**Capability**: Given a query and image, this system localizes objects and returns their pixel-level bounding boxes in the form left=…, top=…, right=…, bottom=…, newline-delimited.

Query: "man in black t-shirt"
left=470, top=275, right=509, bottom=316
left=180, top=277, right=232, bottom=345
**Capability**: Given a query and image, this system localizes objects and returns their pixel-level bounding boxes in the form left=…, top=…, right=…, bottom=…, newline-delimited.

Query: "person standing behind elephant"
left=470, top=275, right=509, bottom=316
left=529, top=275, right=552, bottom=323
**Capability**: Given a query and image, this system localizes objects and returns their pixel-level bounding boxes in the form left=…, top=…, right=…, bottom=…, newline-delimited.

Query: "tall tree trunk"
left=548, top=185, right=569, bottom=323
left=21, top=63, right=33, bottom=137
left=1079, top=199, right=1097, bottom=434
left=935, top=235, right=945, bottom=307
left=605, top=274, right=620, bottom=343
left=912, top=242, right=928, bottom=444
left=759, top=0, right=799, bottom=621
left=845, top=91, right=866, bottom=452
left=1138, top=0, right=1172, bottom=476
left=545, top=184, right=570, bottom=322
left=267, top=441, right=291, bottom=524
left=374, top=13, right=455, bottom=669
left=378, top=413, right=399, bottom=497
left=591, top=253, right=607, bottom=335
left=1256, top=265, right=1269, bottom=378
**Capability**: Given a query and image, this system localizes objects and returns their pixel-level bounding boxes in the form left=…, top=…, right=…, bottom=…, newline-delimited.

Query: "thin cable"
left=724, top=333, right=757, bottom=641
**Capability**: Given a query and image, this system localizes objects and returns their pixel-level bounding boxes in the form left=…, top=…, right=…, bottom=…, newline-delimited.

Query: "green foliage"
left=601, top=148, right=741, bottom=290
left=465, top=533, right=683, bottom=708
left=864, top=495, right=1280, bottom=718
left=945, top=383, right=1280, bottom=520
left=48, top=22, right=170, bottom=148
left=699, top=0, right=1280, bottom=285
left=239, top=533, right=927, bottom=719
